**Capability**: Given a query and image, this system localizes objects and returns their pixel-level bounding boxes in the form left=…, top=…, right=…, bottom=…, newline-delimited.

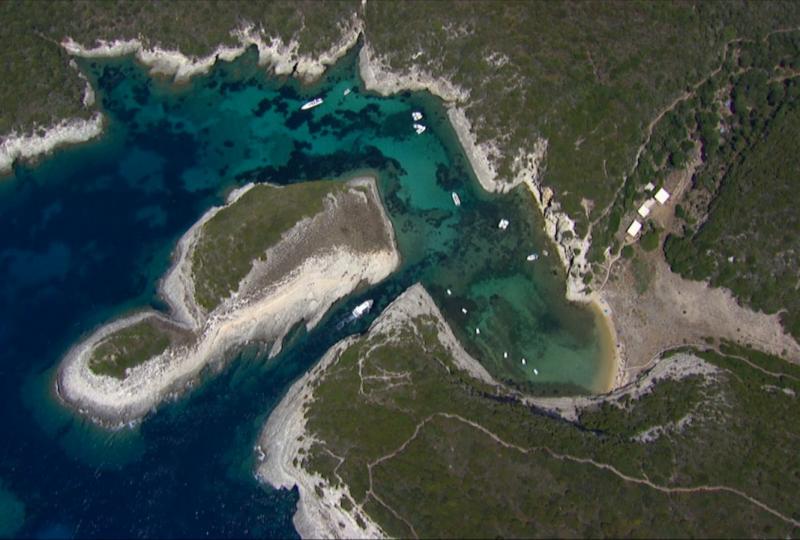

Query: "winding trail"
left=365, top=412, right=800, bottom=532
left=592, top=26, right=800, bottom=228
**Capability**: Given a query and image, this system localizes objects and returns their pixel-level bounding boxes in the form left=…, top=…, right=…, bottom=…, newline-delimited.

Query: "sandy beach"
left=56, top=176, right=399, bottom=426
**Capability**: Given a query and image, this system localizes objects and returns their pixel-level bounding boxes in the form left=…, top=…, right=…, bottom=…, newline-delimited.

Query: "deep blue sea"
left=0, top=45, right=611, bottom=537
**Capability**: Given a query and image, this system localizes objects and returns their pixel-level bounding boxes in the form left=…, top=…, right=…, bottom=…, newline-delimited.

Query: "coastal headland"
left=258, top=282, right=800, bottom=537
left=56, top=175, right=399, bottom=426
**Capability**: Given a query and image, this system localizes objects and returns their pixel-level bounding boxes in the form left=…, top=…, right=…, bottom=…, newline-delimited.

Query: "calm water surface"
left=0, top=46, right=609, bottom=537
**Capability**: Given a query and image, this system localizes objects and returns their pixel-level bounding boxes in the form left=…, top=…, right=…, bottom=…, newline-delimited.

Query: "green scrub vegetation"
left=661, top=33, right=800, bottom=340
left=0, top=0, right=360, bottom=135
left=88, top=317, right=176, bottom=379
left=589, top=27, right=800, bottom=340
left=363, top=1, right=800, bottom=238
left=191, top=181, right=341, bottom=312
left=300, top=309, right=800, bottom=537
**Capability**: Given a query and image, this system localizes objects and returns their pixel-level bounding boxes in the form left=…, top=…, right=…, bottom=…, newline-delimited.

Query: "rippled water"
left=0, top=45, right=610, bottom=537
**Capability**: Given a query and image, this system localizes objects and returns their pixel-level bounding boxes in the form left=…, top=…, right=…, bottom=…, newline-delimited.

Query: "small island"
left=56, top=175, right=399, bottom=426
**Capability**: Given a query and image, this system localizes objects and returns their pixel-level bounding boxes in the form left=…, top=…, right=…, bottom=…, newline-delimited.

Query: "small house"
left=626, top=220, right=642, bottom=237
left=637, top=199, right=654, bottom=218
left=655, top=188, right=670, bottom=204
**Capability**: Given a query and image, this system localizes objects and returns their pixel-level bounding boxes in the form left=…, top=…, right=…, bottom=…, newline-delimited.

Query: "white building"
left=627, top=220, right=642, bottom=237
left=637, top=199, right=655, bottom=218
left=655, top=188, right=670, bottom=204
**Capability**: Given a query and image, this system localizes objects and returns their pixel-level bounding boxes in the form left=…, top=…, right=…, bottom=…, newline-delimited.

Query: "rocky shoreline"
left=256, top=284, right=463, bottom=540
left=256, top=333, right=385, bottom=539
left=0, top=17, right=362, bottom=176
left=0, top=113, right=103, bottom=176
left=56, top=176, right=399, bottom=427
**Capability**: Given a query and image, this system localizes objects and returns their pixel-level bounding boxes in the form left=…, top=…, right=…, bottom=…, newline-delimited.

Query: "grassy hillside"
left=666, top=100, right=800, bottom=338
left=299, top=301, right=800, bottom=537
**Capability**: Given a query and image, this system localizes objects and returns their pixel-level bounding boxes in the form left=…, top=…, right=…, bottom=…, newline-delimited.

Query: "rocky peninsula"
left=56, top=175, right=399, bottom=426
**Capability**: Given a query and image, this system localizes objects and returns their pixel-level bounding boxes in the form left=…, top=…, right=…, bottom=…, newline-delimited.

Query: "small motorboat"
left=351, top=299, right=374, bottom=319
left=300, top=97, right=324, bottom=110
left=452, top=192, right=461, bottom=207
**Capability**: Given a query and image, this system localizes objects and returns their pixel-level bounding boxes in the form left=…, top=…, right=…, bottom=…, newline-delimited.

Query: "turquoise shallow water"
left=0, top=44, right=609, bottom=536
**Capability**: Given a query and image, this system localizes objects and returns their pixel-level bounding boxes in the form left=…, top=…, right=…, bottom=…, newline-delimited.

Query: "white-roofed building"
left=644, top=182, right=655, bottom=192
left=637, top=199, right=655, bottom=218
left=655, top=188, right=670, bottom=204
left=626, top=220, right=642, bottom=237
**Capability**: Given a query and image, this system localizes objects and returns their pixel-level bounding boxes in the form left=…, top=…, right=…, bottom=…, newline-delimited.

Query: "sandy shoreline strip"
left=57, top=176, right=399, bottom=427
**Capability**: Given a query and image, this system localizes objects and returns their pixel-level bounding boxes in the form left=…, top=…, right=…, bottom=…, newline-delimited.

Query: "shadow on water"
left=0, top=41, right=609, bottom=537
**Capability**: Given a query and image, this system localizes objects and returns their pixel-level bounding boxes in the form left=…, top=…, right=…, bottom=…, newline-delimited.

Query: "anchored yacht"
left=351, top=299, right=374, bottom=319
left=300, top=97, right=324, bottom=110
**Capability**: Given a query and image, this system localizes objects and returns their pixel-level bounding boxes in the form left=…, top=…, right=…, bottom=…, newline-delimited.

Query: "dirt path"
left=592, top=26, right=800, bottom=227
left=369, top=412, right=800, bottom=530
left=596, top=143, right=800, bottom=385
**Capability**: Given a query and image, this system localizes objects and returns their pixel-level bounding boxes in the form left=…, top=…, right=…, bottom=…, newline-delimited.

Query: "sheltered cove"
left=2, top=25, right=622, bottom=393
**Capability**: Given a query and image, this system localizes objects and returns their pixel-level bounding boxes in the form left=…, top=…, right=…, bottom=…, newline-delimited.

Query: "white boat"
left=451, top=192, right=461, bottom=207
left=343, top=88, right=351, bottom=96
left=526, top=253, right=539, bottom=262
left=498, top=219, right=509, bottom=230
left=475, top=328, right=480, bottom=335
left=411, top=111, right=423, bottom=121
left=461, top=308, right=468, bottom=314
left=521, top=358, right=527, bottom=366
left=413, top=123, right=427, bottom=134
left=300, top=97, right=324, bottom=110
left=351, top=299, right=374, bottom=319
left=533, top=368, right=539, bottom=375
left=446, top=288, right=452, bottom=296
left=503, top=352, right=508, bottom=359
